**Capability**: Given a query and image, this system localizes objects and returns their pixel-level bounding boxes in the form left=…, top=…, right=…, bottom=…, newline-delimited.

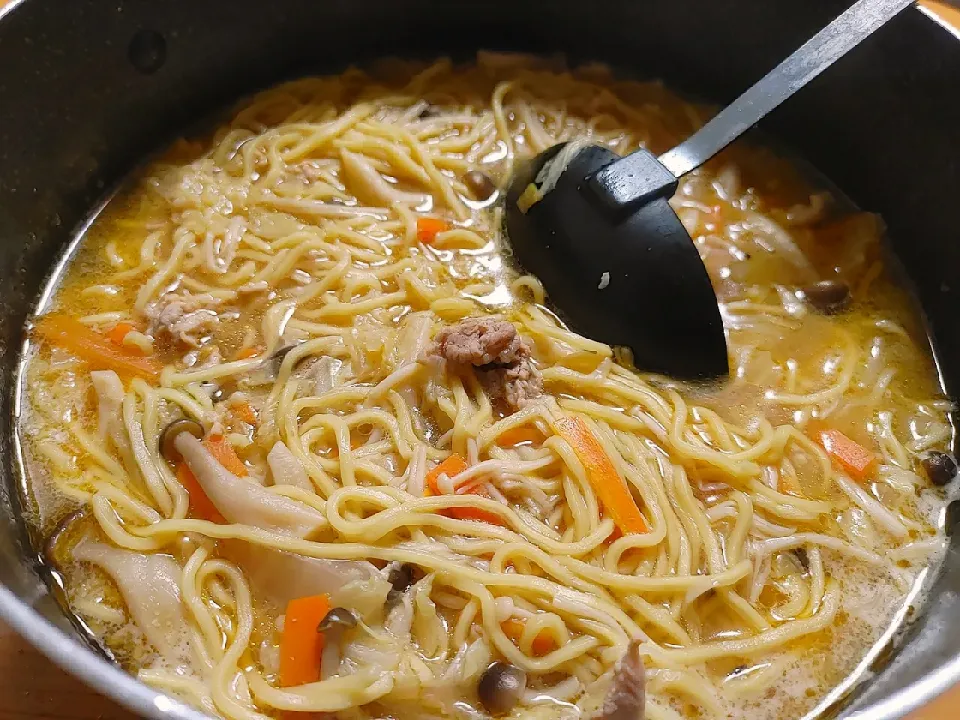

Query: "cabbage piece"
left=222, top=540, right=390, bottom=618
left=393, top=312, right=433, bottom=367
left=312, top=356, right=345, bottom=395
left=90, top=370, right=124, bottom=441
left=175, top=433, right=324, bottom=538
left=73, top=540, right=190, bottom=666
left=267, top=441, right=313, bottom=493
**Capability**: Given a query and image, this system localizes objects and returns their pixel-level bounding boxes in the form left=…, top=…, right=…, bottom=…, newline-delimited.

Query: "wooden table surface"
left=1, top=1, right=959, bottom=718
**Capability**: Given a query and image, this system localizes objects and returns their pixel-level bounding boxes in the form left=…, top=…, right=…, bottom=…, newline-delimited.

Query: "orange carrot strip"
left=448, top=481, right=505, bottom=526
left=424, top=454, right=504, bottom=525
left=555, top=416, right=648, bottom=535
left=813, top=428, right=878, bottom=481
left=416, top=217, right=451, bottom=244
left=232, top=401, right=258, bottom=426
left=424, top=454, right=469, bottom=496
left=33, top=314, right=161, bottom=381
left=203, top=436, right=248, bottom=477
left=502, top=617, right=558, bottom=656
left=279, top=595, right=330, bottom=688
left=446, top=503, right=504, bottom=526
left=176, top=463, right=226, bottom=524
left=496, top=426, right=543, bottom=448
left=107, top=322, right=136, bottom=346
left=779, top=471, right=805, bottom=498
left=235, top=345, right=262, bottom=360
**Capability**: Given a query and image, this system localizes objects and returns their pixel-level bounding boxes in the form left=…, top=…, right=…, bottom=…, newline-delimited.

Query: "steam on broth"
left=18, top=54, right=955, bottom=720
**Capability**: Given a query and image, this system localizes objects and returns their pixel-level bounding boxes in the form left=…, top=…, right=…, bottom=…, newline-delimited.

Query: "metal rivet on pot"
left=129, top=29, right=167, bottom=75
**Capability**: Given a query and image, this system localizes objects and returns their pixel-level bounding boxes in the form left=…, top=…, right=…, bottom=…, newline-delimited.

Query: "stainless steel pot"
left=1, top=1, right=959, bottom=718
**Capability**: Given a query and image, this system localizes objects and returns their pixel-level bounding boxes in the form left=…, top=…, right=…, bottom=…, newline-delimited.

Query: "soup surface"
left=19, top=55, right=955, bottom=720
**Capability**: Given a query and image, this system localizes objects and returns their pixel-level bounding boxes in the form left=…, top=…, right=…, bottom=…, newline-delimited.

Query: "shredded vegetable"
left=235, top=345, right=262, bottom=360
left=279, top=594, right=330, bottom=687
left=203, top=436, right=248, bottom=477
left=107, top=322, right=136, bottom=347
left=33, top=314, right=161, bottom=381
left=813, top=427, right=878, bottom=481
left=496, top=426, right=543, bottom=448
left=232, top=401, right=259, bottom=426
left=176, top=436, right=247, bottom=522
left=555, top=416, right=648, bottom=534
left=416, top=217, right=451, bottom=244
left=176, top=463, right=226, bottom=524
left=425, top=454, right=503, bottom=525
left=425, top=454, right=469, bottom=496
left=502, top=617, right=558, bottom=656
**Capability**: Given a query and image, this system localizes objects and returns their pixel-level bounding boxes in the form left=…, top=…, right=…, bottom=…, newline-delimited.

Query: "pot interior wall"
left=1, top=1, right=960, bottom=717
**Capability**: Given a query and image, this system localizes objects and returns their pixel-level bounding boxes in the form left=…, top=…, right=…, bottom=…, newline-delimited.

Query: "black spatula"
left=503, top=0, right=914, bottom=380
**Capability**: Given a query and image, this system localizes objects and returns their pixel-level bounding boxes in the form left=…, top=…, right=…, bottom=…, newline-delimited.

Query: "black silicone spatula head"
left=502, top=0, right=913, bottom=381
left=504, top=143, right=727, bottom=380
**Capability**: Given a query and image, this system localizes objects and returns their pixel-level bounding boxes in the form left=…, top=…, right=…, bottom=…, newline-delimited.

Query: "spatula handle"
left=657, top=0, right=915, bottom=178
left=591, top=0, right=916, bottom=210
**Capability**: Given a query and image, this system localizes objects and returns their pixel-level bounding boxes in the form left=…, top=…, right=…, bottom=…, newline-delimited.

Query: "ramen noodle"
left=19, top=54, right=955, bottom=720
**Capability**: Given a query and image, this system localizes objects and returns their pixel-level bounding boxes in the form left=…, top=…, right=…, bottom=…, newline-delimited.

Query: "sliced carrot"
left=424, top=453, right=469, bottom=496
left=33, top=314, right=161, bottom=381
left=447, top=481, right=505, bottom=525
left=812, top=427, right=878, bottom=481
left=176, top=463, right=226, bottom=524
left=279, top=594, right=330, bottom=688
left=424, top=453, right=504, bottom=525
left=203, top=436, right=248, bottom=477
left=232, top=401, right=259, bottom=426
left=496, top=426, right=543, bottom=448
left=555, top=416, right=648, bottom=535
left=502, top=617, right=558, bottom=656
left=779, top=470, right=805, bottom=498
left=235, top=345, right=263, bottom=360
left=416, top=217, right=451, bottom=244
left=446, top=503, right=504, bottom=526
left=106, top=322, right=136, bottom=346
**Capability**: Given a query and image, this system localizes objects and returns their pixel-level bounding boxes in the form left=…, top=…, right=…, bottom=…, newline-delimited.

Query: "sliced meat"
left=593, top=641, right=645, bottom=720
left=145, top=293, right=220, bottom=347
left=478, top=358, right=543, bottom=410
left=428, top=317, right=543, bottom=411
left=431, top=317, right=526, bottom=366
